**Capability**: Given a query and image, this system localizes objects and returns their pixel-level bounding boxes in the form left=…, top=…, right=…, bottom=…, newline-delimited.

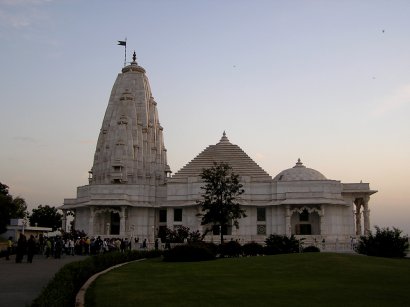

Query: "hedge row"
left=163, top=241, right=321, bottom=262
left=31, top=250, right=162, bottom=307
left=163, top=242, right=216, bottom=262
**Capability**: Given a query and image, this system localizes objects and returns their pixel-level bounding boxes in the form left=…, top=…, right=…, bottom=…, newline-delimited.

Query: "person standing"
left=45, top=237, right=52, bottom=258
left=68, top=238, right=75, bottom=255
left=27, top=235, right=36, bottom=263
left=5, top=237, right=13, bottom=260
left=54, top=237, right=62, bottom=259
left=15, top=234, right=27, bottom=263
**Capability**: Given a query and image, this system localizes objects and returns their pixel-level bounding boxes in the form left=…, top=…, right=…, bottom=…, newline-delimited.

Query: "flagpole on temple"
left=117, top=38, right=127, bottom=67
left=124, top=37, right=127, bottom=66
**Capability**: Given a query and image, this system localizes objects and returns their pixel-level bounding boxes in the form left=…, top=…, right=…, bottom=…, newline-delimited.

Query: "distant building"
left=2, top=219, right=52, bottom=241
left=61, top=53, right=377, bottom=250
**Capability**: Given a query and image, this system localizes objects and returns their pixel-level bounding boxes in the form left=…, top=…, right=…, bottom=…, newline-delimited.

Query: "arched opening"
left=291, top=208, right=321, bottom=235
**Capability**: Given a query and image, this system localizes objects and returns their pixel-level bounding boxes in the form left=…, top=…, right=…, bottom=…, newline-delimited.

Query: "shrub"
left=264, top=234, right=301, bottom=255
left=31, top=250, right=161, bottom=307
left=242, top=242, right=264, bottom=256
left=163, top=243, right=215, bottom=262
left=303, top=245, right=320, bottom=253
left=187, top=230, right=202, bottom=242
left=219, top=241, right=242, bottom=257
left=158, top=226, right=204, bottom=243
left=202, top=242, right=218, bottom=256
left=356, top=226, right=409, bottom=258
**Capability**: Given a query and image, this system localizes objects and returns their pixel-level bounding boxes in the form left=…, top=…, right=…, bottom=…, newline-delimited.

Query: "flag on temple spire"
left=117, top=38, right=127, bottom=67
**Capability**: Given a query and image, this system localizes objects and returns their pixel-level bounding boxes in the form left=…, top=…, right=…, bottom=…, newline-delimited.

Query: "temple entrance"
left=291, top=208, right=320, bottom=235
left=110, top=212, right=120, bottom=235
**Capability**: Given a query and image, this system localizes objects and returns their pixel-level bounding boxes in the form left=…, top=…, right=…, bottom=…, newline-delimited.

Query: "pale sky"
left=1, top=0, right=409, bottom=235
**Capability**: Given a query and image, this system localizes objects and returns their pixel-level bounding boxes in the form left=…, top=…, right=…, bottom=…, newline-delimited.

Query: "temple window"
left=174, top=208, right=182, bottom=222
left=257, top=207, right=266, bottom=222
left=159, top=209, right=167, bottom=223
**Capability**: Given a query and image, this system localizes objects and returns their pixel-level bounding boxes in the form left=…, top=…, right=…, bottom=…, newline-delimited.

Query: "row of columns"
left=63, top=198, right=371, bottom=238
left=285, top=197, right=371, bottom=237
left=61, top=206, right=128, bottom=237
left=354, top=196, right=370, bottom=236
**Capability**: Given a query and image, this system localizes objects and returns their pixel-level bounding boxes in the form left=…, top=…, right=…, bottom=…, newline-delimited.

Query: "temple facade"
left=61, top=55, right=377, bottom=250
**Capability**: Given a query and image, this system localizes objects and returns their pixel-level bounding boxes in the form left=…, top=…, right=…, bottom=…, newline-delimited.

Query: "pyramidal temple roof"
left=172, top=132, right=272, bottom=181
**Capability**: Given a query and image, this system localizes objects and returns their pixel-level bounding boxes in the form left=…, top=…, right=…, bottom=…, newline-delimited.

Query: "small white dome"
left=273, top=159, right=327, bottom=181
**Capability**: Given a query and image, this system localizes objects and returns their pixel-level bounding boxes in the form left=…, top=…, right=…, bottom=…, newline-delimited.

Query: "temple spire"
left=91, top=56, right=168, bottom=184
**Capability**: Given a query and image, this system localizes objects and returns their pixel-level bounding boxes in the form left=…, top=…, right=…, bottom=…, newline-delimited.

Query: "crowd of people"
left=4, top=233, right=154, bottom=263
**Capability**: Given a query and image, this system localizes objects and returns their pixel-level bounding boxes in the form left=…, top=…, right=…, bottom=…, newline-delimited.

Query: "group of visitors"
left=5, top=234, right=37, bottom=263
left=4, top=233, right=155, bottom=263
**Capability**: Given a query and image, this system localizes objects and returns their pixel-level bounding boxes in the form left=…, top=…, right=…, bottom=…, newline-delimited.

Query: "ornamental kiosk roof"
left=172, top=132, right=271, bottom=181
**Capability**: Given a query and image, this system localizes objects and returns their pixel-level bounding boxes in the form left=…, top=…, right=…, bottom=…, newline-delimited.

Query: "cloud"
left=13, top=136, right=38, bottom=143
left=0, top=9, right=31, bottom=28
left=0, top=0, right=53, bottom=29
left=0, top=0, right=54, bottom=6
left=372, top=84, right=410, bottom=117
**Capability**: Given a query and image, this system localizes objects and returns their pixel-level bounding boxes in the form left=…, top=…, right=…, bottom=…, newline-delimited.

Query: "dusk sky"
left=1, top=0, right=409, bottom=234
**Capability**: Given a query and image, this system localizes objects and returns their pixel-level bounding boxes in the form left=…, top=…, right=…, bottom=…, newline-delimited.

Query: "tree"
left=197, top=162, right=246, bottom=244
left=157, top=226, right=202, bottom=243
left=29, top=205, right=62, bottom=231
left=0, top=182, right=28, bottom=234
left=356, top=226, right=409, bottom=258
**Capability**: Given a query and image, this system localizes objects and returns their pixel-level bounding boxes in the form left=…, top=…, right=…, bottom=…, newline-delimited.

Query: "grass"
left=85, top=253, right=410, bottom=307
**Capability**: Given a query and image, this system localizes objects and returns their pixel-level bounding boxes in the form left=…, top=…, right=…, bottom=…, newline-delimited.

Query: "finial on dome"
left=294, top=158, right=305, bottom=168
left=132, top=51, right=137, bottom=63
left=219, top=131, right=229, bottom=143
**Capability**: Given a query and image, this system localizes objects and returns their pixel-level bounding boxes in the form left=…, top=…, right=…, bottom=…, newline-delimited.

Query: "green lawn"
left=85, top=253, right=410, bottom=307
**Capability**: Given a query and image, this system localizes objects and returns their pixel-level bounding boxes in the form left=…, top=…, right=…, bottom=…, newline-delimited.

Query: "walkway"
left=0, top=254, right=86, bottom=307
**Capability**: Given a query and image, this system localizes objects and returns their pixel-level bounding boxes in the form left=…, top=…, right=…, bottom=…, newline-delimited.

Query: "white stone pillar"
left=120, top=206, right=126, bottom=236
left=319, top=205, right=325, bottom=235
left=354, top=199, right=362, bottom=235
left=88, top=207, right=94, bottom=236
left=167, top=207, right=173, bottom=229
left=363, top=196, right=370, bottom=236
left=285, top=205, right=291, bottom=236
left=62, top=210, right=67, bottom=232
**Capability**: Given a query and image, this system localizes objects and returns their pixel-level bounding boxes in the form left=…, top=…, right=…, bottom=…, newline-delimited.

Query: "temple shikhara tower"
left=62, top=53, right=377, bottom=250
left=62, top=53, right=171, bottom=239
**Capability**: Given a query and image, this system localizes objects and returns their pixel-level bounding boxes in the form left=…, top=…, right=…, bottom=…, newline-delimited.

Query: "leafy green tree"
left=197, top=162, right=246, bottom=244
left=29, top=205, right=63, bottom=231
left=0, top=182, right=9, bottom=195
left=356, top=226, right=409, bottom=258
left=0, top=182, right=28, bottom=234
